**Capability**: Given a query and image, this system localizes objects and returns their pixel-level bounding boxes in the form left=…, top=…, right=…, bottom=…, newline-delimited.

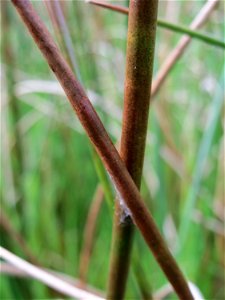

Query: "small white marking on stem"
left=107, top=172, right=132, bottom=222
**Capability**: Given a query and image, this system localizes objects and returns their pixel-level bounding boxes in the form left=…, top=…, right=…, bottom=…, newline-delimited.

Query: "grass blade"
left=0, top=247, right=104, bottom=300
left=178, top=67, right=225, bottom=249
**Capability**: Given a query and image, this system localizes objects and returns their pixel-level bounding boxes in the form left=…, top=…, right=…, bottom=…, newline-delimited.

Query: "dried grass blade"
left=0, top=247, right=104, bottom=300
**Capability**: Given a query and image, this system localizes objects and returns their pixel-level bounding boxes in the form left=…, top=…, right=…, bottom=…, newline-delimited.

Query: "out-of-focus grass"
left=1, top=1, right=224, bottom=299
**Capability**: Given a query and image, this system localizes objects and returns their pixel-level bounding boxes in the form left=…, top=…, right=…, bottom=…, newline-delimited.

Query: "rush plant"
left=1, top=1, right=224, bottom=299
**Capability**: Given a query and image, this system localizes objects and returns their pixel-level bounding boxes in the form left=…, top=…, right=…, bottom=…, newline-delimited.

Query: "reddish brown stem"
left=0, top=211, right=40, bottom=266
left=79, top=185, right=104, bottom=285
left=88, top=0, right=128, bottom=15
left=151, top=0, right=219, bottom=96
left=11, top=1, right=193, bottom=299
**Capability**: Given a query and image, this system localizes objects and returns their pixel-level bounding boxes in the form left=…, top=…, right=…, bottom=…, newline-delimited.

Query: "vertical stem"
left=107, top=1, right=158, bottom=299
left=1, top=1, right=25, bottom=221
left=50, top=0, right=82, bottom=82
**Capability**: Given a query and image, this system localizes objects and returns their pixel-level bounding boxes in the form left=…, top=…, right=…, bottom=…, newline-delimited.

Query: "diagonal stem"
left=0, top=211, right=40, bottom=266
left=48, top=0, right=82, bottom=82
left=11, top=1, right=193, bottom=299
left=151, top=0, right=219, bottom=97
left=0, top=247, right=104, bottom=300
left=87, top=0, right=219, bottom=99
left=87, top=0, right=224, bottom=49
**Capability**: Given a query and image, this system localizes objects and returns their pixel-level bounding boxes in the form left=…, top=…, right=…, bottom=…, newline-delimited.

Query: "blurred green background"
left=1, top=0, right=224, bottom=299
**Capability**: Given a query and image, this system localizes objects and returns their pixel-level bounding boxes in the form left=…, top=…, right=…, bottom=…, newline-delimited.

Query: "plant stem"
left=47, top=1, right=114, bottom=209
left=107, top=0, right=158, bottom=299
left=87, top=0, right=224, bottom=49
left=158, top=20, right=224, bottom=49
left=1, top=262, right=105, bottom=298
left=49, top=0, right=82, bottom=82
left=92, top=148, right=114, bottom=210
left=1, top=0, right=24, bottom=207
left=79, top=185, right=104, bottom=285
left=0, top=211, right=40, bottom=266
left=132, top=255, right=153, bottom=300
left=11, top=1, right=194, bottom=298
left=0, top=247, right=104, bottom=300
left=88, top=0, right=220, bottom=99
left=151, top=0, right=219, bottom=97
left=46, top=0, right=115, bottom=275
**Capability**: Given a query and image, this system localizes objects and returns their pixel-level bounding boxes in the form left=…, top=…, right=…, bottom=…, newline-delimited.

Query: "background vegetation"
left=1, top=0, right=224, bottom=299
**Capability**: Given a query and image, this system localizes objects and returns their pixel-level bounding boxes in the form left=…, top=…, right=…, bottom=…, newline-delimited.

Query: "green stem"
left=47, top=0, right=114, bottom=209
left=92, top=148, right=114, bottom=209
left=50, top=0, right=82, bottom=82
left=106, top=0, right=158, bottom=299
left=158, top=19, right=225, bottom=49
left=1, top=0, right=25, bottom=223
left=88, top=0, right=224, bottom=49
